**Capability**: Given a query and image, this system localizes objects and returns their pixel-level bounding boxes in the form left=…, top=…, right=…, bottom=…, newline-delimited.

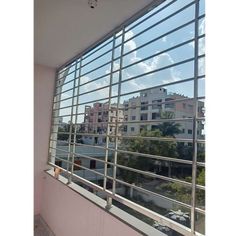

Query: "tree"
left=156, top=111, right=182, bottom=137
left=161, top=168, right=205, bottom=208
left=118, top=129, right=179, bottom=184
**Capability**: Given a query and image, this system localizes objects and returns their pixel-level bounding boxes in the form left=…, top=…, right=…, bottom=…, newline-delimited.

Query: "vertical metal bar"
left=103, top=34, right=116, bottom=191
left=66, top=62, right=79, bottom=182
left=191, top=0, right=200, bottom=233
left=68, top=59, right=82, bottom=184
left=112, top=27, right=125, bottom=194
left=49, top=68, right=69, bottom=166
left=105, top=196, right=112, bottom=210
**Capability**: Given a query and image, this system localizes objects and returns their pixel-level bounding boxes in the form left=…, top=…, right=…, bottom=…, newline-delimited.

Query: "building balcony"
left=35, top=0, right=205, bottom=235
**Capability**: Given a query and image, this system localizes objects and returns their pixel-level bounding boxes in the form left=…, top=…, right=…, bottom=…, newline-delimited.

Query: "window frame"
left=48, top=0, right=205, bottom=235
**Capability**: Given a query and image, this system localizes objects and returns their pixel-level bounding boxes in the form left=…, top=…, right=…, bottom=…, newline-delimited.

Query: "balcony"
left=34, top=0, right=205, bottom=236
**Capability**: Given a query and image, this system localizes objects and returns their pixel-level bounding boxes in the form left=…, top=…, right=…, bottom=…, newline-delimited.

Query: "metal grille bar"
left=48, top=0, right=205, bottom=235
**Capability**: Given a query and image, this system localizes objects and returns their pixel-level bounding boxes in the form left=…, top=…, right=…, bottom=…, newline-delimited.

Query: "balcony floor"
left=34, top=215, right=55, bottom=236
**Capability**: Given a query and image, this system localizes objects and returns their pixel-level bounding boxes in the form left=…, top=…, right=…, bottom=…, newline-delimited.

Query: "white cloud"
left=199, top=19, right=205, bottom=35
left=121, top=31, right=183, bottom=90
left=161, top=36, right=167, bottom=42
left=74, top=30, right=187, bottom=102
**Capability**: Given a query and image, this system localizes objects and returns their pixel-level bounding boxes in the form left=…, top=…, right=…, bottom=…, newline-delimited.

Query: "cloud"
left=69, top=30, right=186, bottom=104
left=122, top=33, right=180, bottom=86
left=161, top=36, right=167, bottom=42
left=199, top=19, right=205, bottom=35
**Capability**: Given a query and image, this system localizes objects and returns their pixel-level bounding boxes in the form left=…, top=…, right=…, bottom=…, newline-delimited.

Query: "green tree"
left=161, top=168, right=205, bottom=208
left=118, top=129, right=179, bottom=184
left=156, top=111, right=182, bottom=137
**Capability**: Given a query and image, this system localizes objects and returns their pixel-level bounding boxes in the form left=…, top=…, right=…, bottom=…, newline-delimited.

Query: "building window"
left=165, top=98, right=175, bottom=109
left=188, top=104, right=194, bottom=111
left=90, top=160, right=96, bottom=169
left=48, top=1, right=205, bottom=235
left=141, top=101, right=148, bottom=110
left=188, top=129, right=193, bottom=134
left=131, top=102, right=136, bottom=109
left=152, top=99, right=162, bottom=109
left=140, top=113, right=148, bottom=120
left=140, top=125, right=147, bottom=132
left=152, top=112, right=160, bottom=120
left=142, top=92, right=147, bottom=97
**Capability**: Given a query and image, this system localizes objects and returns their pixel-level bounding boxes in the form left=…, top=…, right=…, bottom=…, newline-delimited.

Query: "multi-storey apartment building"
left=123, top=87, right=205, bottom=140
left=81, top=102, right=124, bottom=144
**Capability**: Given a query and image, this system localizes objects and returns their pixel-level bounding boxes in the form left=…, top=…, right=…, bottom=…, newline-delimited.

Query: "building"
left=123, top=87, right=205, bottom=140
left=81, top=102, right=124, bottom=144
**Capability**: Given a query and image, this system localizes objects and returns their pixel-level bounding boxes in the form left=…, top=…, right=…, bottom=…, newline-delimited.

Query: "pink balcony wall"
left=34, top=64, right=56, bottom=215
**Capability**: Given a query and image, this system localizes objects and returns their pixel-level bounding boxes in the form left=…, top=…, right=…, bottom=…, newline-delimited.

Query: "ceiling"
left=34, top=0, right=157, bottom=69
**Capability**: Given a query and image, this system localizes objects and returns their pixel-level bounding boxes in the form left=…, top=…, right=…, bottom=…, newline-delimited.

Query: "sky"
left=56, top=0, right=205, bottom=123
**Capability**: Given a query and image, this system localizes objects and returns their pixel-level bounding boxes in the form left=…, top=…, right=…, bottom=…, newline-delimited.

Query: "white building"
left=123, top=87, right=204, bottom=140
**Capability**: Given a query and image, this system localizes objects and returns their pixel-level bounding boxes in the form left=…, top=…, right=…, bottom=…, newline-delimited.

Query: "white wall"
left=34, top=64, right=56, bottom=215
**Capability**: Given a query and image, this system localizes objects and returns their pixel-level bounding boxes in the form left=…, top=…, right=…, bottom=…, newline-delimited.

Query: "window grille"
left=48, top=0, right=205, bottom=235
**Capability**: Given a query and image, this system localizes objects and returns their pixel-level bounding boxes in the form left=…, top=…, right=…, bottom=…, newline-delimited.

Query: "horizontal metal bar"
left=197, top=139, right=205, bottom=144
left=53, top=152, right=107, bottom=165
left=54, top=156, right=105, bottom=177
left=47, top=162, right=192, bottom=236
left=110, top=192, right=192, bottom=236
left=50, top=146, right=205, bottom=191
left=51, top=157, right=193, bottom=210
left=63, top=37, right=204, bottom=99
left=49, top=146, right=70, bottom=154
left=56, top=76, right=76, bottom=90
left=195, top=207, right=205, bottom=215
left=57, top=68, right=76, bottom=82
left=112, top=177, right=192, bottom=209
left=50, top=139, right=191, bottom=162
left=48, top=162, right=105, bottom=191
left=57, top=0, right=166, bottom=70
left=81, top=47, right=113, bottom=69
left=55, top=85, right=74, bottom=97
left=115, top=148, right=193, bottom=165
left=80, top=60, right=111, bottom=78
left=53, top=72, right=203, bottom=107
left=56, top=16, right=205, bottom=93
left=123, top=1, right=196, bottom=45
left=196, top=184, right=205, bottom=191
left=75, top=117, right=194, bottom=125
left=114, top=163, right=193, bottom=187
left=80, top=34, right=204, bottom=90
left=118, top=55, right=204, bottom=87
left=50, top=146, right=196, bottom=189
left=196, top=117, right=205, bottom=121
left=125, top=0, right=177, bottom=33
left=114, top=14, right=205, bottom=64
left=82, top=38, right=113, bottom=61
left=52, top=95, right=205, bottom=117
left=121, top=35, right=205, bottom=72
left=58, top=61, right=76, bottom=75
left=197, top=162, right=205, bottom=167
left=53, top=75, right=196, bottom=107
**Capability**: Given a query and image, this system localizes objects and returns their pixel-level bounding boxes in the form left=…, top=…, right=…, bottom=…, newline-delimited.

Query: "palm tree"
left=156, top=111, right=181, bottom=137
